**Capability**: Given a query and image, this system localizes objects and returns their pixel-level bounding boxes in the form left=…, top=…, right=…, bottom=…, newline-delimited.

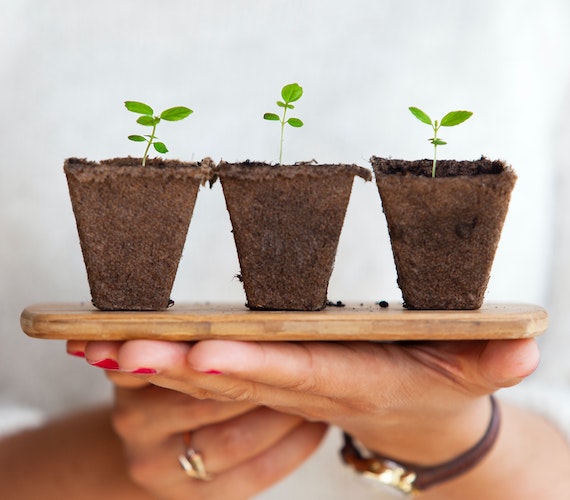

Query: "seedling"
left=125, top=101, right=193, bottom=167
left=263, top=83, right=304, bottom=164
left=409, top=106, right=473, bottom=177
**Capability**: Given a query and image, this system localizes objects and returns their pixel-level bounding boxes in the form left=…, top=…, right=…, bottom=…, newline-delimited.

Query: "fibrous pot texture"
left=218, top=162, right=371, bottom=311
left=371, top=157, right=516, bottom=310
left=64, top=157, right=208, bottom=311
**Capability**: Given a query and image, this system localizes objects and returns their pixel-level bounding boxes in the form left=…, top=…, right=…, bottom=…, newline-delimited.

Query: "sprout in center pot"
left=371, top=106, right=516, bottom=310
left=64, top=100, right=210, bottom=311
left=217, top=82, right=371, bottom=311
left=408, top=106, right=473, bottom=177
left=263, top=82, right=304, bottom=164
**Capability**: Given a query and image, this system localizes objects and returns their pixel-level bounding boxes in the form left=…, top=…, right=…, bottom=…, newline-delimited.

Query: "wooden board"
left=20, top=303, right=548, bottom=342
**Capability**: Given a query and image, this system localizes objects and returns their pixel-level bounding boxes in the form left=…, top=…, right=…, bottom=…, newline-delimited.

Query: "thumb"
left=479, top=339, right=540, bottom=388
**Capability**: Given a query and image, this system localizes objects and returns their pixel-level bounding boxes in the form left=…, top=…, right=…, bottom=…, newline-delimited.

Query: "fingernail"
left=68, top=351, right=85, bottom=358
left=203, top=369, right=224, bottom=375
left=89, top=358, right=120, bottom=370
left=130, top=368, right=158, bottom=375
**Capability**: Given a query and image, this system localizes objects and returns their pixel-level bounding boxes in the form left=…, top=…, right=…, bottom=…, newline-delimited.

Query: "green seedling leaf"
left=125, top=101, right=153, bottom=115
left=126, top=100, right=193, bottom=166
left=160, top=106, right=193, bottom=121
left=287, top=117, right=304, bottom=127
left=277, top=101, right=295, bottom=109
left=430, top=138, right=447, bottom=145
left=137, top=115, right=160, bottom=126
left=281, top=83, right=303, bottom=103
left=409, top=106, right=432, bottom=125
left=409, top=105, right=473, bottom=177
left=153, top=142, right=168, bottom=153
left=265, top=83, right=304, bottom=163
left=128, top=135, right=146, bottom=142
left=440, top=110, right=473, bottom=127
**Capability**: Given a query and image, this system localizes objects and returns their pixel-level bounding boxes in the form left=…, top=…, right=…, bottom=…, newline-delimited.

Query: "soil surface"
left=372, top=156, right=507, bottom=177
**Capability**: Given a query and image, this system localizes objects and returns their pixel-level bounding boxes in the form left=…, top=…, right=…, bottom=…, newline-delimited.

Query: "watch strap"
left=341, top=395, right=501, bottom=493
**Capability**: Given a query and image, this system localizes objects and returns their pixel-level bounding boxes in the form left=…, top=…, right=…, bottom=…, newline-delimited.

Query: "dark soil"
left=374, top=156, right=506, bottom=177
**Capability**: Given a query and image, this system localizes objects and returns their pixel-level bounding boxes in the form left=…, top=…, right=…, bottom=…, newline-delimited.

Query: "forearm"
left=416, top=401, right=570, bottom=499
left=0, top=406, right=153, bottom=500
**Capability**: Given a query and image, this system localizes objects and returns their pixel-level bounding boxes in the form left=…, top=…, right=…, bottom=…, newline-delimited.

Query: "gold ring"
left=178, top=431, right=213, bottom=481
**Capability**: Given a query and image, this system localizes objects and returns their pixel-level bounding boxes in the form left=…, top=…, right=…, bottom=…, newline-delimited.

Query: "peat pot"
left=64, top=157, right=210, bottom=310
left=371, top=156, right=516, bottom=310
left=218, top=161, right=371, bottom=311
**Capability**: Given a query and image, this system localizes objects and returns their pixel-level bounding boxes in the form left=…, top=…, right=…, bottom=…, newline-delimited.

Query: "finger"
left=86, top=340, right=187, bottom=375
left=84, top=341, right=124, bottom=370
left=479, top=338, right=540, bottom=387
left=191, top=407, right=306, bottom=474
left=126, top=417, right=327, bottom=500
left=196, top=420, right=327, bottom=500
left=181, top=340, right=525, bottom=422
left=106, top=370, right=151, bottom=389
left=117, top=340, right=192, bottom=375
left=66, top=340, right=87, bottom=358
left=402, top=339, right=540, bottom=392
left=110, top=340, right=368, bottom=418
left=110, top=340, right=248, bottom=401
left=113, top=386, right=254, bottom=449
left=117, top=340, right=421, bottom=421
left=126, top=339, right=512, bottom=400
left=187, top=340, right=396, bottom=399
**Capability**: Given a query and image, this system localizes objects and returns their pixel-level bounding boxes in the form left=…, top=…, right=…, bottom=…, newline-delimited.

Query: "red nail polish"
left=69, top=351, right=85, bottom=358
left=204, top=369, right=224, bottom=375
left=90, top=359, right=120, bottom=370
left=131, top=368, right=158, bottom=374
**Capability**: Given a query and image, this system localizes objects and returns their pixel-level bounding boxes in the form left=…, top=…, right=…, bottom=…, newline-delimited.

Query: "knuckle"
left=214, top=381, right=259, bottom=403
left=280, top=343, right=320, bottom=392
left=190, top=387, right=221, bottom=401
left=281, top=374, right=318, bottom=393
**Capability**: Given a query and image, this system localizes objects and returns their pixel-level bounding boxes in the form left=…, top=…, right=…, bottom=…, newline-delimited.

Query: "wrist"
left=341, top=395, right=501, bottom=495
left=354, top=396, right=493, bottom=466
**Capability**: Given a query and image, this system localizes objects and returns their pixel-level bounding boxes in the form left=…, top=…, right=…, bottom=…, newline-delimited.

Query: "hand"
left=66, top=341, right=327, bottom=500
left=79, top=338, right=539, bottom=466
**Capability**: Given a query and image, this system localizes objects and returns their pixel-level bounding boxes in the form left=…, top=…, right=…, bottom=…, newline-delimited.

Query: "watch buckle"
left=364, top=458, right=418, bottom=494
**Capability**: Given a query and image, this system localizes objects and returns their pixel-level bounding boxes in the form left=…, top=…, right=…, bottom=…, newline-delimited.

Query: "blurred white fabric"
left=0, top=405, right=44, bottom=438
left=1, top=1, right=569, bottom=498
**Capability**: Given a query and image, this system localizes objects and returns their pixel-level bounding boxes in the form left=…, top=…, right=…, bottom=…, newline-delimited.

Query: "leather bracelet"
left=340, top=395, right=501, bottom=495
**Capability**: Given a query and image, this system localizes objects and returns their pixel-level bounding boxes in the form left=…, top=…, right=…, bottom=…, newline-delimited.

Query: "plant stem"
left=432, top=121, right=439, bottom=178
left=142, top=122, right=157, bottom=167
left=279, top=106, right=288, bottom=165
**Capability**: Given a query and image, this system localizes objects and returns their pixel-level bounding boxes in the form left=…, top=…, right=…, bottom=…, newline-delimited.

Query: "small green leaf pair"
left=409, top=107, right=473, bottom=177
left=264, top=83, right=304, bottom=164
left=126, top=101, right=193, bottom=167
